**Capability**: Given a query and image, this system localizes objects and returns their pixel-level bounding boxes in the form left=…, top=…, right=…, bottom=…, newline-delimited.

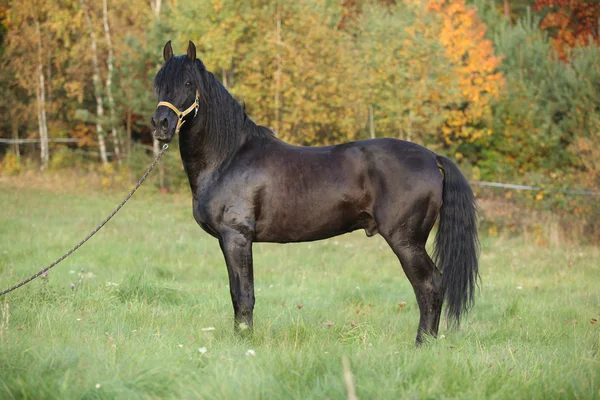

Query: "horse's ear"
left=187, top=40, right=196, bottom=62
left=163, top=40, right=173, bottom=62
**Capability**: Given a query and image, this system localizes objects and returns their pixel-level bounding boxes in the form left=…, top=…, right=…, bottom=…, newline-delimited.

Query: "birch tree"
left=102, top=0, right=121, bottom=163
left=152, top=0, right=165, bottom=189
left=273, top=2, right=282, bottom=135
left=80, top=0, right=108, bottom=164
left=152, top=0, right=161, bottom=161
left=34, top=17, right=49, bottom=170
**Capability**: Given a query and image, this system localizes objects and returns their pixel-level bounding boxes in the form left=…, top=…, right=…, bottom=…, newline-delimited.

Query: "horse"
left=150, top=41, right=479, bottom=345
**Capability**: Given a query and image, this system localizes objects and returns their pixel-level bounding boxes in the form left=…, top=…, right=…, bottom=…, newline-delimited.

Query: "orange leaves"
left=534, top=0, right=600, bottom=59
left=337, top=0, right=361, bottom=30
left=426, top=0, right=504, bottom=146
left=357, top=2, right=456, bottom=144
left=69, top=124, right=97, bottom=147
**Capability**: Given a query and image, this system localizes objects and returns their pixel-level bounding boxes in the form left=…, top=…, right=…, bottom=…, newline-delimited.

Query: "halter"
left=156, top=90, right=200, bottom=134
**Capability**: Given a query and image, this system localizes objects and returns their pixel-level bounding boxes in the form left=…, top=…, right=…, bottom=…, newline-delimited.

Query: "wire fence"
left=469, top=181, right=600, bottom=196
left=2, top=137, right=599, bottom=196
left=0, top=137, right=156, bottom=157
left=0, top=138, right=85, bottom=144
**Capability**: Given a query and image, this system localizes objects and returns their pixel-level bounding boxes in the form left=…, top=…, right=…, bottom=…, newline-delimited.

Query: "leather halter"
left=156, top=90, right=200, bottom=134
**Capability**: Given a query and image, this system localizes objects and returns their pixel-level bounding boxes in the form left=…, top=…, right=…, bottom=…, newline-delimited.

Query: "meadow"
left=0, top=179, right=598, bottom=399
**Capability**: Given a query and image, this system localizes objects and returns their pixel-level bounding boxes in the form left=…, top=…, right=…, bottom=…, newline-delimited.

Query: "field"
left=0, top=180, right=599, bottom=399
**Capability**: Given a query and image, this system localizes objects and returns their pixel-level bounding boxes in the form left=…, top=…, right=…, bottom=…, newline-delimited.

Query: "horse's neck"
left=178, top=124, right=244, bottom=199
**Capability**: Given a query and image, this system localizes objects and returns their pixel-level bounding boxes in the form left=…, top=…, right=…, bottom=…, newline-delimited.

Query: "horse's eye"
left=185, top=81, right=192, bottom=88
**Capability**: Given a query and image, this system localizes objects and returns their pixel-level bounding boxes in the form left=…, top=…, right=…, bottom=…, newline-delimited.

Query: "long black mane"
left=153, top=55, right=273, bottom=168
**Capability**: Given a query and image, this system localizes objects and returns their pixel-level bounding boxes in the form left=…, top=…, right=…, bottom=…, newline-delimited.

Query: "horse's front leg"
left=219, top=231, right=255, bottom=334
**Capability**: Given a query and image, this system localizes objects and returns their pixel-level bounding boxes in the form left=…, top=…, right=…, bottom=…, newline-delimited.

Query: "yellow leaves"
left=211, top=0, right=223, bottom=13
left=0, top=153, right=22, bottom=176
left=65, top=81, right=85, bottom=104
left=229, top=2, right=363, bottom=145
left=535, top=192, right=544, bottom=201
left=69, top=124, right=97, bottom=148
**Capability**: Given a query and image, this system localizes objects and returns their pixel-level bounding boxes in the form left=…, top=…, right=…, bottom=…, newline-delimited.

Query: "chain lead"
left=0, top=145, right=169, bottom=298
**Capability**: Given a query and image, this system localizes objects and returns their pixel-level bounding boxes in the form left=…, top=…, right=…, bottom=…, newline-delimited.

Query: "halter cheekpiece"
left=156, top=90, right=200, bottom=135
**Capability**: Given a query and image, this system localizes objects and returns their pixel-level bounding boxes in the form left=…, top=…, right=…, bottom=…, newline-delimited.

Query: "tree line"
left=0, top=0, right=598, bottom=197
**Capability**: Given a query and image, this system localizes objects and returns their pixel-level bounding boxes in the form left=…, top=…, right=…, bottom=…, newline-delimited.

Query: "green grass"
left=0, top=183, right=598, bottom=399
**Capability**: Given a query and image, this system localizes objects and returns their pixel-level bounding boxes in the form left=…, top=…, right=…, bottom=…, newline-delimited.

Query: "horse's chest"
left=192, top=197, right=219, bottom=238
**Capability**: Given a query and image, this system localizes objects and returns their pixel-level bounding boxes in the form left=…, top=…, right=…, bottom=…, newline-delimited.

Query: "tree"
left=106, top=0, right=154, bottom=156
left=427, top=0, right=504, bottom=150
left=533, top=0, right=600, bottom=59
left=3, top=0, right=56, bottom=168
left=34, top=16, right=49, bottom=169
left=102, top=0, right=121, bottom=163
left=80, top=0, right=108, bottom=164
left=170, top=0, right=365, bottom=145
left=355, top=2, right=456, bottom=144
left=352, top=0, right=503, bottom=156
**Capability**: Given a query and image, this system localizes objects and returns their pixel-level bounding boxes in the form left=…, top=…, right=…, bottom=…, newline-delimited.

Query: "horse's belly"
left=254, top=195, right=373, bottom=243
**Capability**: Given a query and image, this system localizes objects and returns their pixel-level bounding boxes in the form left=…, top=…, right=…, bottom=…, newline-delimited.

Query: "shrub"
left=48, top=147, right=86, bottom=171
left=0, top=152, right=22, bottom=175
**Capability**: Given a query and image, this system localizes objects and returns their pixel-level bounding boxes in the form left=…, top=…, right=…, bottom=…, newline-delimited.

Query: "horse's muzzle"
left=151, top=114, right=175, bottom=143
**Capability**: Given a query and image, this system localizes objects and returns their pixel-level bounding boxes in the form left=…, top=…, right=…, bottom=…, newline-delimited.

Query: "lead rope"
left=0, top=143, right=169, bottom=298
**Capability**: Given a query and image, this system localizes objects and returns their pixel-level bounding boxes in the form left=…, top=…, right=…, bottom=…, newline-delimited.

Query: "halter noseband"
left=156, top=90, right=200, bottom=135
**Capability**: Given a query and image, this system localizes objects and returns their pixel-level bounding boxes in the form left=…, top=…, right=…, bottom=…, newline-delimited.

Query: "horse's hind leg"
left=382, top=232, right=444, bottom=346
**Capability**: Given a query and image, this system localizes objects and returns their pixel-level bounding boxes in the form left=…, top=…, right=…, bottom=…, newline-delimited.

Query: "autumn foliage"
left=427, top=0, right=503, bottom=147
left=0, top=0, right=598, bottom=210
left=533, top=0, right=600, bottom=59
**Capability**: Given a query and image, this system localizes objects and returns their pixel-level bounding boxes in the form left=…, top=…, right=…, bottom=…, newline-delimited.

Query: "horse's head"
left=151, top=41, right=202, bottom=143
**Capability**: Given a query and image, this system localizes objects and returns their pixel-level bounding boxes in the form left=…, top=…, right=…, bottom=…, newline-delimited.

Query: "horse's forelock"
left=153, top=55, right=204, bottom=98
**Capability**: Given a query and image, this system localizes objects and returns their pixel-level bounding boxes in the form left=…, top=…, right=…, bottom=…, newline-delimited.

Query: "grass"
left=0, top=180, right=599, bottom=399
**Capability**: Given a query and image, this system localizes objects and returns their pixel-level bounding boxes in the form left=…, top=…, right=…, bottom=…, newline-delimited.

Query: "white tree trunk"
left=11, top=118, right=19, bottom=157
left=102, top=0, right=121, bottom=163
left=369, top=105, right=375, bottom=139
left=81, top=0, right=108, bottom=164
left=152, top=0, right=161, bottom=158
left=35, top=18, right=49, bottom=170
left=151, top=0, right=161, bottom=17
left=274, top=2, right=282, bottom=135
left=152, top=0, right=165, bottom=189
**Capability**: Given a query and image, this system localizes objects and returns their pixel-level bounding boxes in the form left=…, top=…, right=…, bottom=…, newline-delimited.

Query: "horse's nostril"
left=160, top=118, right=169, bottom=130
left=150, top=117, right=157, bottom=129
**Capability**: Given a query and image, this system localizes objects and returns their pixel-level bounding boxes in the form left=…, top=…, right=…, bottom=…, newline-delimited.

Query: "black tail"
left=433, top=155, right=479, bottom=326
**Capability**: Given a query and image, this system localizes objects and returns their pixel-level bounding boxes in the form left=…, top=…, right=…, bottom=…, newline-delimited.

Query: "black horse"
left=151, top=41, right=479, bottom=345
